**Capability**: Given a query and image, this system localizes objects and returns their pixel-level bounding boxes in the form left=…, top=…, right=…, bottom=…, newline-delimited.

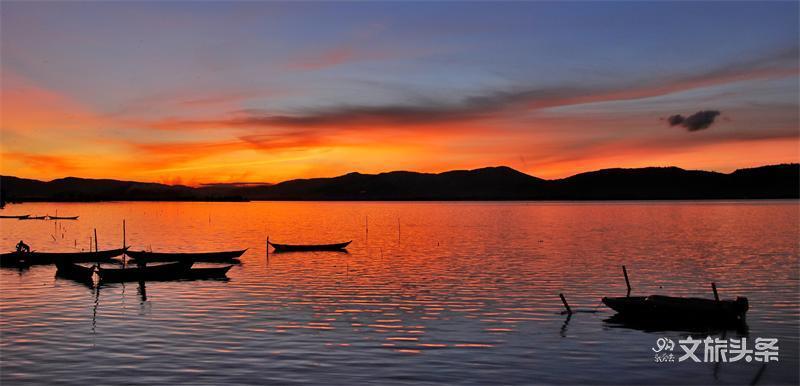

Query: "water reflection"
left=0, top=201, right=797, bottom=385
left=559, top=313, right=571, bottom=337
left=92, top=284, right=100, bottom=334
left=138, top=280, right=147, bottom=302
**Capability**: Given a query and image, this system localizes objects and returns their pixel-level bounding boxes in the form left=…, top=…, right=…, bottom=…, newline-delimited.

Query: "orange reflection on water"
left=0, top=200, right=797, bottom=384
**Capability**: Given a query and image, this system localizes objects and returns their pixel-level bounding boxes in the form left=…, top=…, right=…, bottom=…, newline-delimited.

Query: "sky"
left=1, top=1, right=798, bottom=185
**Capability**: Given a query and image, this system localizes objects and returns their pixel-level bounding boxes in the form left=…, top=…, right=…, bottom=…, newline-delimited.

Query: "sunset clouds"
left=1, top=2, right=798, bottom=184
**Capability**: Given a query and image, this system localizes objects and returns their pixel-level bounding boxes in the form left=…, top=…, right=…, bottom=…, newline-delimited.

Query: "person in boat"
left=15, top=240, right=30, bottom=253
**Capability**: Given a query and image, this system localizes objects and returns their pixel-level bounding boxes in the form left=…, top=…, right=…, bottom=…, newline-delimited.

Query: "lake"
left=1, top=201, right=797, bottom=385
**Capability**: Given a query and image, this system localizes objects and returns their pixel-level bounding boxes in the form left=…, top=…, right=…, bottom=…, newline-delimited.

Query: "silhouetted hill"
left=1, top=164, right=797, bottom=202
left=0, top=176, right=246, bottom=202
left=547, top=167, right=725, bottom=199
left=240, top=166, right=544, bottom=200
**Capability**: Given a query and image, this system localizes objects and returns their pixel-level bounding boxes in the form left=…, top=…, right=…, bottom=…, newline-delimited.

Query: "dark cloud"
left=218, top=87, right=585, bottom=129
left=666, top=110, right=721, bottom=131
left=667, top=114, right=685, bottom=126
left=151, top=46, right=792, bottom=132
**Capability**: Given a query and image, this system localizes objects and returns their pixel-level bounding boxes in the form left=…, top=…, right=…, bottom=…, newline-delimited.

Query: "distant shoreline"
left=2, top=163, right=798, bottom=203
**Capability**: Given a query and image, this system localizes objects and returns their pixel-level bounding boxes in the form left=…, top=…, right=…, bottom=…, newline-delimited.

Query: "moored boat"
left=0, top=214, right=29, bottom=219
left=47, top=215, right=79, bottom=220
left=56, top=261, right=232, bottom=282
left=1, top=248, right=127, bottom=266
left=602, top=295, right=749, bottom=324
left=55, top=260, right=96, bottom=282
left=18, top=216, right=46, bottom=220
left=268, top=241, right=351, bottom=252
left=184, top=265, right=233, bottom=279
left=97, top=261, right=193, bottom=282
left=125, top=249, right=246, bottom=262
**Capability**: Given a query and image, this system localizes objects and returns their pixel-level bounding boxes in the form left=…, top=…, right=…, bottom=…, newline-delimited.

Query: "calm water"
left=1, top=201, right=797, bottom=385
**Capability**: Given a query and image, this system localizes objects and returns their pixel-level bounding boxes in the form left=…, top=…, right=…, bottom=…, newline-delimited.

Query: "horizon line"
left=3, top=162, right=798, bottom=188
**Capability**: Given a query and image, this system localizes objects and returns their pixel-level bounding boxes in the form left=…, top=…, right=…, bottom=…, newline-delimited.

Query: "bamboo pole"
left=622, top=265, right=631, bottom=296
left=712, top=282, right=719, bottom=302
left=123, top=220, right=127, bottom=267
left=94, top=229, right=98, bottom=252
left=559, top=293, right=572, bottom=314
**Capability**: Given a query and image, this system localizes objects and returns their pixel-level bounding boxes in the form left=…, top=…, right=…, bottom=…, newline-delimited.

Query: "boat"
left=0, top=214, right=29, bottom=219
left=125, top=249, right=246, bottom=262
left=55, top=260, right=96, bottom=282
left=268, top=241, right=351, bottom=252
left=18, top=216, right=46, bottom=220
left=56, top=261, right=232, bottom=282
left=0, top=248, right=127, bottom=266
left=603, top=313, right=749, bottom=334
left=184, top=265, right=233, bottom=279
left=602, top=295, right=749, bottom=324
left=97, top=261, right=194, bottom=282
left=47, top=215, right=79, bottom=220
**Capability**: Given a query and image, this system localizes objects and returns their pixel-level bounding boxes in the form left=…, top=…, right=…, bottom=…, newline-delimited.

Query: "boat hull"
left=56, top=261, right=232, bottom=283
left=55, top=261, right=96, bottom=283
left=125, top=249, right=246, bottom=262
left=269, top=241, right=351, bottom=252
left=98, top=261, right=194, bottom=282
left=1, top=248, right=127, bottom=266
left=184, top=265, right=233, bottom=279
left=602, top=295, right=748, bottom=324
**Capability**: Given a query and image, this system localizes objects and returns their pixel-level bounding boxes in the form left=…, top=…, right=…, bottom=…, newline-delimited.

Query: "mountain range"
left=1, top=164, right=797, bottom=202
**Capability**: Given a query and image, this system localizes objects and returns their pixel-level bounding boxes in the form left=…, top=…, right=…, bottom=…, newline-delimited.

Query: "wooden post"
left=559, top=293, right=572, bottom=314
left=123, top=220, right=127, bottom=267
left=94, top=228, right=98, bottom=252
left=266, top=236, right=270, bottom=259
left=622, top=265, right=631, bottom=296
left=712, top=282, right=719, bottom=302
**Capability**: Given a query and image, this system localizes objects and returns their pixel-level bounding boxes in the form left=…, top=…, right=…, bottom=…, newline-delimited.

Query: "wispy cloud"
left=146, top=46, right=798, bottom=135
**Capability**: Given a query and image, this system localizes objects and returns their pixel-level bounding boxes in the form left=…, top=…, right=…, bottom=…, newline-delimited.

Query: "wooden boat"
left=125, top=249, right=246, bottom=262
left=268, top=241, right=351, bottom=252
left=1, top=248, right=127, bottom=266
left=602, top=295, right=749, bottom=323
left=97, top=261, right=193, bottom=282
left=0, top=214, right=29, bottom=219
left=18, top=216, right=46, bottom=220
left=47, top=215, right=79, bottom=220
left=603, top=313, right=749, bottom=334
left=55, top=260, right=96, bottom=282
left=56, top=261, right=231, bottom=282
left=184, top=265, right=233, bottom=279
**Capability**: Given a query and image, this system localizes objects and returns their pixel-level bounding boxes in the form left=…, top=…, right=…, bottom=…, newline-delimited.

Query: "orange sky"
left=1, top=3, right=798, bottom=185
